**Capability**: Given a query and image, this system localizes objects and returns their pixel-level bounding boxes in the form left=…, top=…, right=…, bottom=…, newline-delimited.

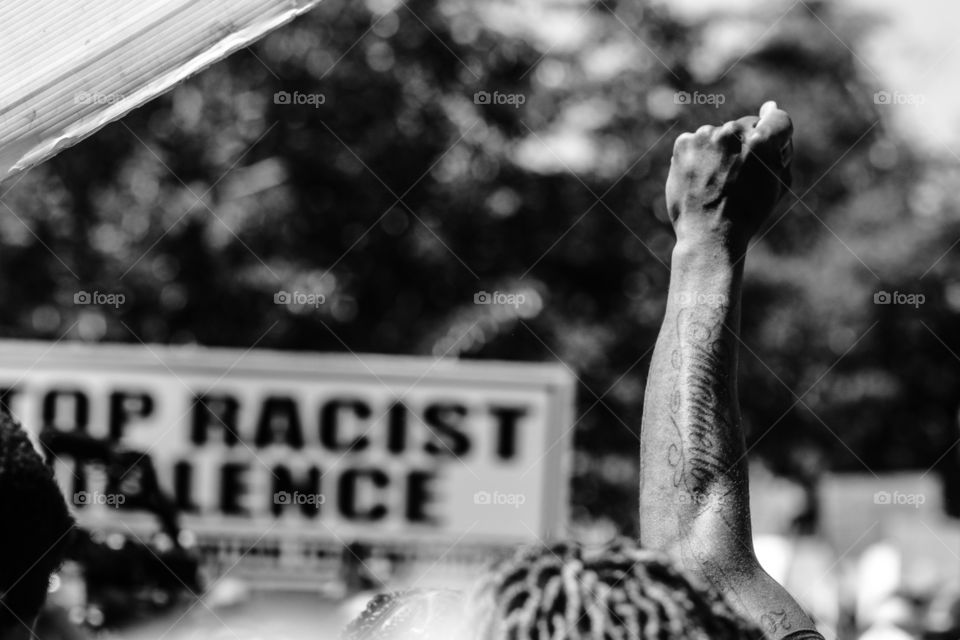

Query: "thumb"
left=752, top=100, right=793, bottom=169
left=754, top=100, right=792, bottom=141
left=759, top=100, right=778, bottom=118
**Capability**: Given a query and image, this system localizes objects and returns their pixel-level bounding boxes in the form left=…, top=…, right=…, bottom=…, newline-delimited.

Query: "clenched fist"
left=665, top=101, right=793, bottom=251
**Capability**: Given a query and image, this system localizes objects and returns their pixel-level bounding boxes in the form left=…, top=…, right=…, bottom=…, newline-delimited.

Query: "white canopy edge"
left=0, top=0, right=321, bottom=184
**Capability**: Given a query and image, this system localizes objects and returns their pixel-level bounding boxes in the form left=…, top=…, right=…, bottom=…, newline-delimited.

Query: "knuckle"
left=712, top=122, right=742, bottom=145
left=673, top=132, right=694, bottom=152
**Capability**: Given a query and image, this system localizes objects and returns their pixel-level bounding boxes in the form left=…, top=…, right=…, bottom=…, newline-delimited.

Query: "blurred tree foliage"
left=2, top=0, right=958, bottom=531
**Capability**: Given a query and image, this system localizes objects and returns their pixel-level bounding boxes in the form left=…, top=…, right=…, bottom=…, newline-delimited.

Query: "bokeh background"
left=3, top=0, right=960, bottom=638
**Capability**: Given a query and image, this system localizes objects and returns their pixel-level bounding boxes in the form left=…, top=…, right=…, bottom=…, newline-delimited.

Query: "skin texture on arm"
left=639, top=102, right=821, bottom=639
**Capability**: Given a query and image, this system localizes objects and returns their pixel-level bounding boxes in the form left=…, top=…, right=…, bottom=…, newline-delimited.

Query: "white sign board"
left=0, top=340, right=574, bottom=551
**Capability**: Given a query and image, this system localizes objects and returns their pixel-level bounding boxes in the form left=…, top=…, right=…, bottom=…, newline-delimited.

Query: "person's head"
left=344, top=539, right=764, bottom=639
left=0, top=413, right=74, bottom=638
left=465, top=539, right=764, bottom=639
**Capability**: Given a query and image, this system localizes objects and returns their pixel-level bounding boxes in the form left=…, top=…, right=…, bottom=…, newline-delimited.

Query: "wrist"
left=672, top=234, right=745, bottom=265
left=670, top=203, right=760, bottom=260
left=669, top=236, right=745, bottom=306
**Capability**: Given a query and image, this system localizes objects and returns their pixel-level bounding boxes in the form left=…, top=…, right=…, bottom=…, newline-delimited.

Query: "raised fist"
left=665, top=101, right=793, bottom=250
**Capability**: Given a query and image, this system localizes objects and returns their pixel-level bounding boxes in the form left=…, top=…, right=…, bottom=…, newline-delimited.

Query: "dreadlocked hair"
left=0, top=413, right=74, bottom=629
left=341, top=588, right=465, bottom=640
left=463, top=538, right=766, bottom=640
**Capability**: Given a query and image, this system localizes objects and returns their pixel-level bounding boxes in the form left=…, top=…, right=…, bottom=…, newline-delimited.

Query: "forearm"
left=639, top=237, right=750, bottom=559
left=639, top=238, right=817, bottom=638
left=639, top=101, right=817, bottom=638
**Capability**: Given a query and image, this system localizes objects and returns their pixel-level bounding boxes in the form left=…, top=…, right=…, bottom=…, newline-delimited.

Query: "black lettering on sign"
left=320, top=399, right=370, bottom=452
left=173, top=461, right=198, bottom=513
left=254, top=396, right=304, bottom=449
left=338, top=469, right=387, bottom=521
left=43, top=389, right=90, bottom=431
left=109, top=391, right=154, bottom=440
left=387, top=401, right=407, bottom=454
left=423, top=403, right=469, bottom=457
left=219, top=462, right=248, bottom=515
left=191, top=394, right=240, bottom=446
left=489, top=406, right=527, bottom=460
left=405, top=470, right=437, bottom=524
left=42, top=389, right=89, bottom=432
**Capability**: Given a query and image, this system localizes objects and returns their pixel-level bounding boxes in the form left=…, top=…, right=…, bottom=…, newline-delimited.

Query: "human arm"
left=638, top=102, right=821, bottom=639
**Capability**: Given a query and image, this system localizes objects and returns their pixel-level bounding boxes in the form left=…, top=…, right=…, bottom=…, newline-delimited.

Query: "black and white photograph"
left=0, top=0, right=958, bottom=638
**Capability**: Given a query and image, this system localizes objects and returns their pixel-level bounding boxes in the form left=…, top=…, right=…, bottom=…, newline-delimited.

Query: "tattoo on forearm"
left=667, top=302, right=738, bottom=507
left=760, top=609, right=792, bottom=634
left=667, top=417, right=684, bottom=488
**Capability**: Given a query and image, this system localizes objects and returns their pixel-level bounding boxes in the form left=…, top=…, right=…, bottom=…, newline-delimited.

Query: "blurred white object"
left=755, top=534, right=841, bottom=638
left=858, top=597, right=916, bottom=640
left=206, top=576, right=252, bottom=609
left=856, top=542, right=903, bottom=628
left=858, top=624, right=914, bottom=640
left=0, top=0, right=320, bottom=182
left=925, top=582, right=960, bottom=634
left=754, top=535, right=793, bottom=582
left=46, top=561, right=86, bottom=612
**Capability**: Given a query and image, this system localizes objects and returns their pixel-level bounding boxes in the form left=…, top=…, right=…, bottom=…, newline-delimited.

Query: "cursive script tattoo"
left=670, top=301, right=738, bottom=511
